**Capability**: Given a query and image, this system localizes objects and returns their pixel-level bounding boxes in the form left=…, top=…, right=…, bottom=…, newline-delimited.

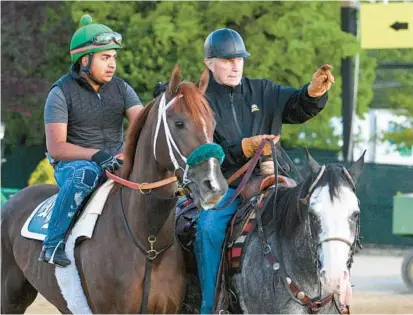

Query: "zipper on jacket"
left=97, top=92, right=106, bottom=150
left=230, top=90, right=243, bottom=137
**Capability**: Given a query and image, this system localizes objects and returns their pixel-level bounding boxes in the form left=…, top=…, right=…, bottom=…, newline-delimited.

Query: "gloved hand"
left=307, top=64, right=335, bottom=97
left=91, top=150, right=122, bottom=173
left=241, top=135, right=280, bottom=158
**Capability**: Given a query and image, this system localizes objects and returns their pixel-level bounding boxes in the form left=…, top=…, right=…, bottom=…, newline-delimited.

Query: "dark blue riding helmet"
left=204, top=28, right=250, bottom=59
left=153, top=28, right=250, bottom=99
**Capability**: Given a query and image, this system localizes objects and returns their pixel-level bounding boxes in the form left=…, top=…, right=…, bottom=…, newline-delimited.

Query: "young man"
left=39, top=15, right=143, bottom=267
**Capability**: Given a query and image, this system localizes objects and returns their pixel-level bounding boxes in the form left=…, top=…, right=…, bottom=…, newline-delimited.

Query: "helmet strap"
left=80, top=53, right=105, bottom=86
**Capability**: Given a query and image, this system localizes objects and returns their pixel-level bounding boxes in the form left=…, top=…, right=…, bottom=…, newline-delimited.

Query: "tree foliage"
left=370, top=49, right=413, bottom=147
left=3, top=1, right=382, bottom=152
left=71, top=1, right=377, bottom=149
left=1, top=1, right=74, bottom=154
left=28, top=157, right=56, bottom=186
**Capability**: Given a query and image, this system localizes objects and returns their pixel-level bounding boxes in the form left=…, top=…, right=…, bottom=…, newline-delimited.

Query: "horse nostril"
left=202, top=179, right=219, bottom=193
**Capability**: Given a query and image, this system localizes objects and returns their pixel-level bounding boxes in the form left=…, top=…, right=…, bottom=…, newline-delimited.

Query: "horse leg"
left=1, top=249, right=38, bottom=314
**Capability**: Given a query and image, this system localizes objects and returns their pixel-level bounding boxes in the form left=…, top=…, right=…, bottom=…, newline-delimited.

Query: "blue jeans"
left=194, top=188, right=240, bottom=314
left=43, top=160, right=103, bottom=248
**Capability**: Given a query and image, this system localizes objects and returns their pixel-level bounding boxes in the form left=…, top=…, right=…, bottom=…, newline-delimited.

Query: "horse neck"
left=121, top=118, right=178, bottom=249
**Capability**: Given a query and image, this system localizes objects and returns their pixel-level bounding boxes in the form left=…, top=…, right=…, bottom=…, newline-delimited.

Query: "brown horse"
left=1, top=66, right=228, bottom=314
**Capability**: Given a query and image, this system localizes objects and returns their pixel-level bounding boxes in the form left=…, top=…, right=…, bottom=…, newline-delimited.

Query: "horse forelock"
left=316, top=164, right=348, bottom=203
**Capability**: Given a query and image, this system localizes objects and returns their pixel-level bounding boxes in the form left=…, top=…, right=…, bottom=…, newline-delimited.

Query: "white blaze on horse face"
left=201, top=116, right=221, bottom=196
left=309, top=184, right=358, bottom=294
left=200, top=117, right=211, bottom=143
left=208, top=158, right=221, bottom=192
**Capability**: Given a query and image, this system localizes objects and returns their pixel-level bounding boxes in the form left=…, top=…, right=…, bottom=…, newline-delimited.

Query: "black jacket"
left=152, top=73, right=328, bottom=181
left=205, top=73, right=327, bottom=180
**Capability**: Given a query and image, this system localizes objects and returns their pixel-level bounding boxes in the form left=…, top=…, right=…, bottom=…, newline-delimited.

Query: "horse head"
left=301, top=150, right=365, bottom=295
left=122, top=65, right=228, bottom=209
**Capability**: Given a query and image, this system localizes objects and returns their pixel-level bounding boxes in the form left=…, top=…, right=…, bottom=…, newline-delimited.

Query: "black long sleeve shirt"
left=205, top=73, right=328, bottom=181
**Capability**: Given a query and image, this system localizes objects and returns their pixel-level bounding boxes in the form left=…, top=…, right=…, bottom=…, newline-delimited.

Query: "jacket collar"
left=207, top=70, right=242, bottom=95
left=69, top=64, right=110, bottom=92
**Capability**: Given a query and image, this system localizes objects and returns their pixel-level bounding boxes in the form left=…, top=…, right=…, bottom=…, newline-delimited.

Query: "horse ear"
left=348, top=150, right=366, bottom=183
left=197, top=67, right=209, bottom=95
left=305, top=148, right=321, bottom=175
left=166, top=65, right=182, bottom=100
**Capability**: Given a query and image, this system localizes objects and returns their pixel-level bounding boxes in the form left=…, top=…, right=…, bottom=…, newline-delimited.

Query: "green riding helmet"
left=70, top=14, right=122, bottom=63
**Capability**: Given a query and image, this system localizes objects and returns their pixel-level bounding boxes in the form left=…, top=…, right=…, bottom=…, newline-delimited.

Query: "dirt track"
left=25, top=253, right=413, bottom=314
left=25, top=291, right=413, bottom=314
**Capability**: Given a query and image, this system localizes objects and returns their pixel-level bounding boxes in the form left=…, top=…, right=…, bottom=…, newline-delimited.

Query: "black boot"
left=39, top=244, right=71, bottom=267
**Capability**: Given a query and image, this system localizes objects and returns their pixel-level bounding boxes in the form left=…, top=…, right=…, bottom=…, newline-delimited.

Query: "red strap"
left=105, top=170, right=177, bottom=191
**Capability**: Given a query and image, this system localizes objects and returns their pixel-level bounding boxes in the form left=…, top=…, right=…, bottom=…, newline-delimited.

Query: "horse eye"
left=175, top=120, right=185, bottom=129
left=351, top=211, right=359, bottom=221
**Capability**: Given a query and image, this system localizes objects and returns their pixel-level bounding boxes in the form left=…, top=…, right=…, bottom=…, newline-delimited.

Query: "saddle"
left=240, top=174, right=297, bottom=201
left=175, top=174, right=296, bottom=250
left=21, top=179, right=110, bottom=242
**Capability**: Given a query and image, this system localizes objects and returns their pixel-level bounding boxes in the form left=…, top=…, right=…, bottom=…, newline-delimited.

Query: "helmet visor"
left=93, top=32, right=122, bottom=46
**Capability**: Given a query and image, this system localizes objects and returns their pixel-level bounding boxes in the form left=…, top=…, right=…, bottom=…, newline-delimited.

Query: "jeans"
left=194, top=188, right=240, bottom=314
left=43, top=160, right=103, bottom=248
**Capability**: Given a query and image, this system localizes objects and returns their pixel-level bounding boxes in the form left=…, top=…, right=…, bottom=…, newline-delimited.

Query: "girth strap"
left=140, top=259, right=152, bottom=314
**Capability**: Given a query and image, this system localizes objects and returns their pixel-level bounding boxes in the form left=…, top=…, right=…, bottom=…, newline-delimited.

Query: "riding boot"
left=39, top=242, right=71, bottom=267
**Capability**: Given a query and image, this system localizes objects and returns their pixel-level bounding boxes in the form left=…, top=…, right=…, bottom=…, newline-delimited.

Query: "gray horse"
left=229, top=150, right=364, bottom=314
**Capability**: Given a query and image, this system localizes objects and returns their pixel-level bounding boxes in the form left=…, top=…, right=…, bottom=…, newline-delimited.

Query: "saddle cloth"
left=21, top=179, right=115, bottom=241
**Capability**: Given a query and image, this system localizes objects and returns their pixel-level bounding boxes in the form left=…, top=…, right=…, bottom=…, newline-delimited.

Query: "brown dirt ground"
left=25, top=292, right=413, bottom=314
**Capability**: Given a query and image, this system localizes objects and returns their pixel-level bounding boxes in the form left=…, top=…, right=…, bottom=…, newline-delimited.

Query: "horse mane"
left=119, top=81, right=214, bottom=180
left=119, top=98, right=157, bottom=180
left=273, top=164, right=348, bottom=239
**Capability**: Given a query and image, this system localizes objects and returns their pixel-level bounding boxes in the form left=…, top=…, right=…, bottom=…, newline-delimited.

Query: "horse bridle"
left=302, top=165, right=361, bottom=268
left=296, top=164, right=361, bottom=313
left=109, top=91, right=225, bottom=256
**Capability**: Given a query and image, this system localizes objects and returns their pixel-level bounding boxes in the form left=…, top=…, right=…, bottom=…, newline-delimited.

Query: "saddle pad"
left=226, top=210, right=256, bottom=275
left=21, top=179, right=115, bottom=241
